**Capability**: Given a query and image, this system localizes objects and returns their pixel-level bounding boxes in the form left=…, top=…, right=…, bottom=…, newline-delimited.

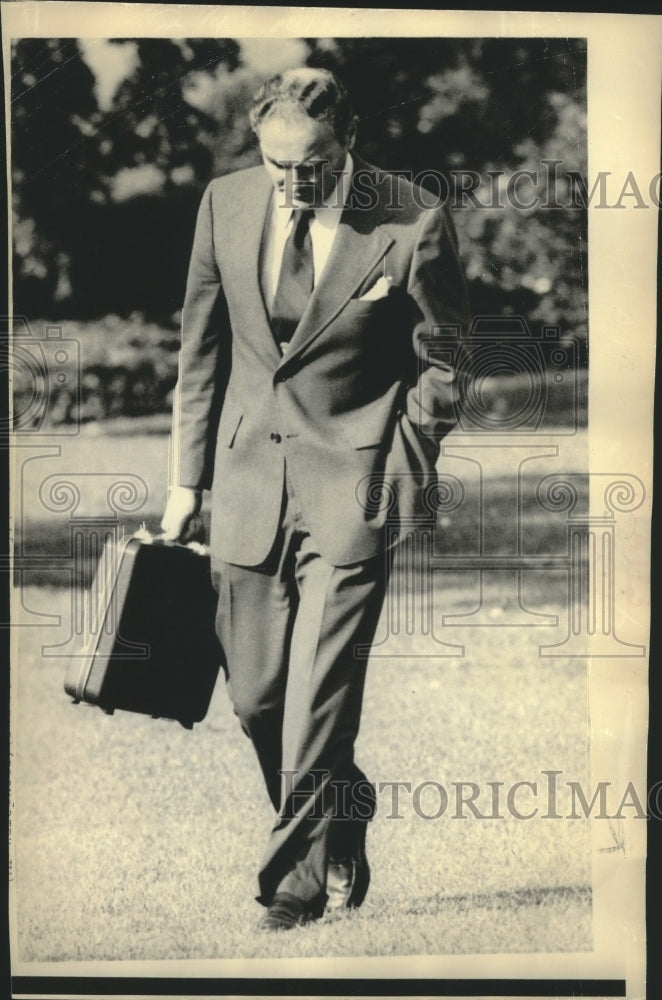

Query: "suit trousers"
left=212, top=463, right=390, bottom=910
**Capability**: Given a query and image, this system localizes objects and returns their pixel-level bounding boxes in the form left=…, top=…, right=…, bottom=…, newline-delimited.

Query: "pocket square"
left=358, top=275, right=392, bottom=302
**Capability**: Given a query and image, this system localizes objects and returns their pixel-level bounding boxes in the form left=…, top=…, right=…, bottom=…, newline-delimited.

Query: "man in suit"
left=162, top=67, right=470, bottom=930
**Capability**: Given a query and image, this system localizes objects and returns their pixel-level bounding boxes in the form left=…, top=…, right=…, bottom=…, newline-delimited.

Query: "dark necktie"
left=271, top=208, right=314, bottom=351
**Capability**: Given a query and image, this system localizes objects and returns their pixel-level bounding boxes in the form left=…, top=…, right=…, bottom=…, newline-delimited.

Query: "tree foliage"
left=11, top=36, right=587, bottom=357
left=306, top=38, right=587, bottom=351
left=12, top=39, right=104, bottom=311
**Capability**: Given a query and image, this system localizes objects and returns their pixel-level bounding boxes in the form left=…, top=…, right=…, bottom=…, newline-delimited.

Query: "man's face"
left=258, top=112, right=353, bottom=208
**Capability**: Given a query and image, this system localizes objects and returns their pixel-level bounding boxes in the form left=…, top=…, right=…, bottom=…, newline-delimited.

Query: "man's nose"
left=291, top=164, right=313, bottom=184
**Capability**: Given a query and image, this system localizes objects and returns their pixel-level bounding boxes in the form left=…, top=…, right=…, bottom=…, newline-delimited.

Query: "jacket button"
left=270, top=432, right=282, bottom=443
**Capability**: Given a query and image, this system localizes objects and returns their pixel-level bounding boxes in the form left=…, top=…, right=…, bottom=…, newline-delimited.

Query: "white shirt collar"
left=261, top=153, right=353, bottom=309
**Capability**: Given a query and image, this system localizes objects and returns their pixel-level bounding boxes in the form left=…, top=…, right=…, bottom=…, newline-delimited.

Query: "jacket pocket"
left=218, top=402, right=243, bottom=448
left=340, top=389, right=400, bottom=450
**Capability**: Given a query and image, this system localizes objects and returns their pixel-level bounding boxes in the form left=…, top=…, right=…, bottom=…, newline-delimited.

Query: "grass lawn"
left=12, top=576, right=591, bottom=963
left=11, top=421, right=591, bottom=963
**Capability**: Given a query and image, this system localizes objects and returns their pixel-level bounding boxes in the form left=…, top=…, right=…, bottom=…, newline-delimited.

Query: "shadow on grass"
left=406, top=882, right=591, bottom=917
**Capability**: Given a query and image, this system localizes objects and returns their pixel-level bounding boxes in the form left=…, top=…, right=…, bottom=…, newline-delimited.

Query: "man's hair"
left=249, top=67, right=354, bottom=140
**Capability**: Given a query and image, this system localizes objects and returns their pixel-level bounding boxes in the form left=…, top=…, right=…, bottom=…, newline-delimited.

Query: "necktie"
left=271, top=208, right=314, bottom=351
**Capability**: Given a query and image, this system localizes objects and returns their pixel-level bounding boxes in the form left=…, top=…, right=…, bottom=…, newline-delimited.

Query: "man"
left=162, top=67, right=470, bottom=930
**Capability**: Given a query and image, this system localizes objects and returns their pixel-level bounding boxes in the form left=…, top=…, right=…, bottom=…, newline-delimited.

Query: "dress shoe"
left=257, top=892, right=314, bottom=931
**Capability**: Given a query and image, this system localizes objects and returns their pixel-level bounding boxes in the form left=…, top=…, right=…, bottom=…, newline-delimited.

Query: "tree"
left=306, top=37, right=587, bottom=358
left=100, top=38, right=240, bottom=195
left=12, top=35, right=587, bottom=354
left=11, top=38, right=104, bottom=314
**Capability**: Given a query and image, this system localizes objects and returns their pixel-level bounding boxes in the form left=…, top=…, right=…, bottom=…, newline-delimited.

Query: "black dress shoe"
left=257, top=892, right=314, bottom=931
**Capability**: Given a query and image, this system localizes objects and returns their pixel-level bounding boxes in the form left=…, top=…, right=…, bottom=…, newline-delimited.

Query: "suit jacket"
left=172, top=158, right=471, bottom=568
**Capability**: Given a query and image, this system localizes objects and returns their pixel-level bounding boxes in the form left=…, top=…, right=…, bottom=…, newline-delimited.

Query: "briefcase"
left=64, top=531, right=223, bottom=729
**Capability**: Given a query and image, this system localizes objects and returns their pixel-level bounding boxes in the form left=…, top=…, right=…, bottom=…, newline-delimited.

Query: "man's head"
left=250, top=68, right=357, bottom=207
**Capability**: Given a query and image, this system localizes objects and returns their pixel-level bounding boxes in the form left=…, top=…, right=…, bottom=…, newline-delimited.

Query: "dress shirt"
left=260, top=153, right=353, bottom=317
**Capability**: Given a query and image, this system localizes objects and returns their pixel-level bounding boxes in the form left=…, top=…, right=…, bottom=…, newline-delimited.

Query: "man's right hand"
left=161, top=486, right=203, bottom=542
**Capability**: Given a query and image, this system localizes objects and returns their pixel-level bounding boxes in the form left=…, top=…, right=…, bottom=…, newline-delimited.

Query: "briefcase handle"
left=133, top=519, right=210, bottom=556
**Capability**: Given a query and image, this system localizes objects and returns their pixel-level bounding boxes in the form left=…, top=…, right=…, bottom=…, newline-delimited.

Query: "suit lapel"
left=281, top=163, right=395, bottom=365
left=224, top=161, right=395, bottom=369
